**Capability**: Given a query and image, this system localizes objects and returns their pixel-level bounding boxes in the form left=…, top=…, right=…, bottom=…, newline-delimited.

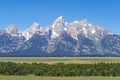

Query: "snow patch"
left=51, top=30, right=59, bottom=38
left=22, top=22, right=42, bottom=40
left=91, top=29, right=96, bottom=34
left=73, top=20, right=79, bottom=24
left=83, top=27, right=87, bottom=34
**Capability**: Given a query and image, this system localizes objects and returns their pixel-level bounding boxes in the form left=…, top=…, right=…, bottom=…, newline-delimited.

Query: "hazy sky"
left=0, top=0, right=120, bottom=34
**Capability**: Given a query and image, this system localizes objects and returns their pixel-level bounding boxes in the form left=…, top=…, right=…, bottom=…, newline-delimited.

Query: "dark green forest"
left=0, top=62, right=120, bottom=76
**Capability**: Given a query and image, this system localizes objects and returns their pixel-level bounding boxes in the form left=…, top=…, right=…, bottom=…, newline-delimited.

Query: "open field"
left=0, top=76, right=120, bottom=80
left=1, top=57, right=120, bottom=80
left=0, top=57, right=120, bottom=64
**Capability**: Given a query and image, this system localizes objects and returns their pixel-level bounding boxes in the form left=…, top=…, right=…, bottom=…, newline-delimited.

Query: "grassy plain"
left=0, top=57, right=120, bottom=64
left=0, top=57, right=120, bottom=80
left=0, top=76, right=120, bottom=80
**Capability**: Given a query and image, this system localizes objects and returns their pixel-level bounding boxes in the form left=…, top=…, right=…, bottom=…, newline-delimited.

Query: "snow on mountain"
left=91, top=29, right=96, bottom=34
left=0, top=16, right=118, bottom=56
left=51, top=16, right=64, bottom=28
left=3, top=16, right=112, bottom=41
left=49, top=16, right=66, bottom=39
left=22, top=22, right=43, bottom=40
left=5, top=24, right=23, bottom=37
left=66, top=19, right=113, bottom=41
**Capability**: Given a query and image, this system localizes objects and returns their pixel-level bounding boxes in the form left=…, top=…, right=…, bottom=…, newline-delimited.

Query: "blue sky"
left=0, top=0, right=120, bottom=34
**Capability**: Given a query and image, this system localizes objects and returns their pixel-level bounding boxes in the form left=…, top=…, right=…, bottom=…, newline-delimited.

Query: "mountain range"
left=0, top=16, right=120, bottom=57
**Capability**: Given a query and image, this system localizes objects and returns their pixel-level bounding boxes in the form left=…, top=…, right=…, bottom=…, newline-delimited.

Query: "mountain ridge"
left=0, top=16, right=120, bottom=57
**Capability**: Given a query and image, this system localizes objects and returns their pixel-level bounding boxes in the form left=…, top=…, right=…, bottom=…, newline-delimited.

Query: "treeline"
left=0, top=62, right=120, bottom=76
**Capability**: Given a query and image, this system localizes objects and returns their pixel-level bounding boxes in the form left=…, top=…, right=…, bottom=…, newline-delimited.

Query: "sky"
left=0, top=0, right=120, bottom=34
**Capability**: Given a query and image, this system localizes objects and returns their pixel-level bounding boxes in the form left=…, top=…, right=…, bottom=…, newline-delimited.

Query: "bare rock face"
left=0, top=16, right=120, bottom=57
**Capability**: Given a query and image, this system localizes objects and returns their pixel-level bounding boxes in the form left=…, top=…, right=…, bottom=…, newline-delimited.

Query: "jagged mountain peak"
left=79, top=19, right=92, bottom=26
left=5, top=24, right=18, bottom=32
left=0, top=16, right=120, bottom=56
left=73, top=20, right=79, bottom=24
left=31, top=22, right=40, bottom=27
left=72, top=19, right=88, bottom=23
left=22, top=22, right=43, bottom=40
left=28, top=22, right=42, bottom=31
left=51, top=16, right=65, bottom=28
left=49, top=16, right=66, bottom=38
left=5, top=24, right=23, bottom=37
left=54, top=16, right=65, bottom=23
left=71, top=19, right=93, bottom=28
left=56, top=16, right=64, bottom=21
left=67, top=19, right=113, bottom=40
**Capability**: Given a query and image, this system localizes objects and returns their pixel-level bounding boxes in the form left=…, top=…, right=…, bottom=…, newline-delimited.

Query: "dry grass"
left=0, top=57, right=120, bottom=64
left=0, top=76, right=120, bottom=80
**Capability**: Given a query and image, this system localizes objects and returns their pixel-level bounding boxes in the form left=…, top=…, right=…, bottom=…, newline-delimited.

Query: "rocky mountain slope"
left=0, top=16, right=120, bottom=56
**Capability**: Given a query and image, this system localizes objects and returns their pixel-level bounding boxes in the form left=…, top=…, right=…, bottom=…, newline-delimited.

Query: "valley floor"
left=0, top=57, right=120, bottom=64
left=1, top=57, right=120, bottom=80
